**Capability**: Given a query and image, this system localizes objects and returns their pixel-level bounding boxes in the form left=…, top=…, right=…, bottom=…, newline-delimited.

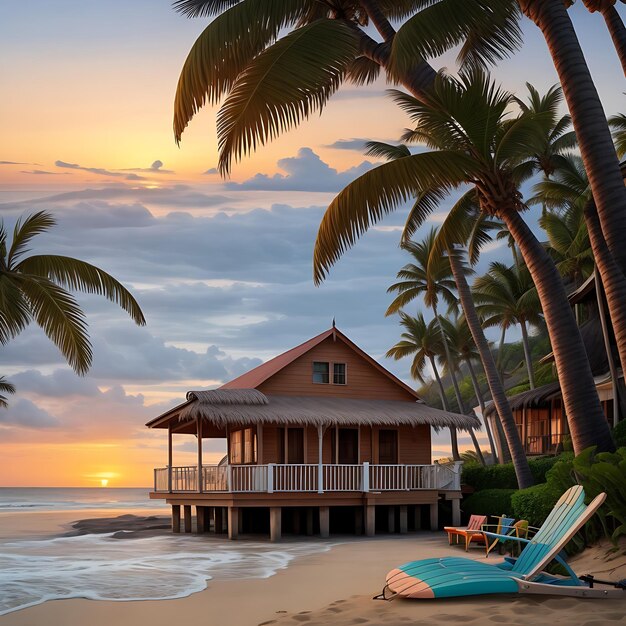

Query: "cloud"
left=55, top=160, right=145, bottom=181
left=227, top=148, right=374, bottom=192
left=203, top=168, right=218, bottom=175
left=20, top=170, right=66, bottom=175
left=0, top=398, right=60, bottom=429
left=1, top=160, right=32, bottom=165
left=121, top=160, right=175, bottom=174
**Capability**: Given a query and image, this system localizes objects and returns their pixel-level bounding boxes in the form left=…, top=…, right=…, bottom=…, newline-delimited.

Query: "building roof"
left=147, top=389, right=477, bottom=430
left=483, top=381, right=562, bottom=418
left=220, top=326, right=420, bottom=400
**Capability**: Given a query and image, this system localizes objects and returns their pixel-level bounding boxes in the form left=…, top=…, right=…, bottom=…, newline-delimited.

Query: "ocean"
left=0, top=488, right=332, bottom=616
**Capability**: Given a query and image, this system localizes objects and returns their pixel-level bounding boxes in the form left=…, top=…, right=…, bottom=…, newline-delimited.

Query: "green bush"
left=613, top=420, right=626, bottom=448
left=511, top=482, right=561, bottom=527
left=462, top=489, right=515, bottom=518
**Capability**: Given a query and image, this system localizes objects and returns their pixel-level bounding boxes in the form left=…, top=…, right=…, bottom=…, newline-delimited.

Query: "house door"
left=279, top=427, right=304, bottom=464
left=378, top=429, right=398, bottom=464
left=332, top=428, right=358, bottom=464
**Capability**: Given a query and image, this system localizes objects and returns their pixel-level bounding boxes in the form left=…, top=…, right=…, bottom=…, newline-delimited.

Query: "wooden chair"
left=443, top=514, right=487, bottom=551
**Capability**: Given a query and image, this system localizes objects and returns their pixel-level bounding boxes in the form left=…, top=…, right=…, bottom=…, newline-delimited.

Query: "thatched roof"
left=173, top=389, right=478, bottom=430
left=483, top=381, right=561, bottom=418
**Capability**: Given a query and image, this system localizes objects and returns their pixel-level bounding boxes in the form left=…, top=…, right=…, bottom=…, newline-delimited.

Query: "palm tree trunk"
left=429, top=354, right=460, bottom=461
left=500, top=207, right=615, bottom=454
left=519, top=319, right=536, bottom=390
left=448, top=250, right=530, bottom=486
left=518, top=0, right=626, bottom=273
left=466, top=358, right=499, bottom=464
left=496, top=326, right=507, bottom=375
left=601, top=4, right=626, bottom=76
left=584, top=199, right=626, bottom=393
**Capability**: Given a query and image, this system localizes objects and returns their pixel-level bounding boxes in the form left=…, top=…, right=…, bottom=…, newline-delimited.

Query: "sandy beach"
left=0, top=523, right=624, bottom=626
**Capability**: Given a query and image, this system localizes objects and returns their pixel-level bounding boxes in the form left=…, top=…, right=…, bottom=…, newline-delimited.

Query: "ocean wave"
left=0, top=533, right=333, bottom=615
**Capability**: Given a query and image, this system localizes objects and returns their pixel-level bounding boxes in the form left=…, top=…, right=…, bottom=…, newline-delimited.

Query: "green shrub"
left=462, top=489, right=515, bottom=518
left=511, top=482, right=561, bottom=527
left=613, top=420, right=626, bottom=448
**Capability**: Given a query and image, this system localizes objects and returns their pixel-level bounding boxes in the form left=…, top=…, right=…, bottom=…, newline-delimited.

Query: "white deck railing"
left=153, top=462, right=461, bottom=494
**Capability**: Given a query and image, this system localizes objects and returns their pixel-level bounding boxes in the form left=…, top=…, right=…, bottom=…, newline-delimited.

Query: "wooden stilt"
left=196, top=506, right=205, bottom=534
left=430, top=502, right=439, bottom=530
left=183, top=505, right=192, bottom=533
left=228, top=507, right=239, bottom=540
left=172, top=505, right=181, bottom=533
left=270, top=507, right=282, bottom=542
left=319, top=506, right=330, bottom=538
left=365, top=505, right=375, bottom=537
left=399, top=505, right=408, bottom=534
left=387, top=506, right=396, bottom=533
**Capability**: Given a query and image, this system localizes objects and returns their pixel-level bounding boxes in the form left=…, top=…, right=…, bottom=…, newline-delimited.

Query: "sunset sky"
left=1, top=1, right=624, bottom=487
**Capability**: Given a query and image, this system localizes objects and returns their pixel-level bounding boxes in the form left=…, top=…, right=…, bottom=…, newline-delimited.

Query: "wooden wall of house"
left=256, top=336, right=417, bottom=401
left=257, top=423, right=430, bottom=465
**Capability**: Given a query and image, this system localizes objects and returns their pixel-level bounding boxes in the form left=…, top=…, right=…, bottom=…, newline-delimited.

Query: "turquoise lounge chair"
left=385, top=486, right=623, bottom=599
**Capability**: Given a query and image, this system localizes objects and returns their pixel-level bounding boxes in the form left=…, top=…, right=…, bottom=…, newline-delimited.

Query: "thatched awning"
left=171, top=389, right=478, bottom=430
left=483, top=381, right=561, bottom=419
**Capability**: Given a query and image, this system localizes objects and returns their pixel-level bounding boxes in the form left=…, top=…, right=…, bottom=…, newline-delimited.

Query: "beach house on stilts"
left=147, top=326, right=476, bottom=541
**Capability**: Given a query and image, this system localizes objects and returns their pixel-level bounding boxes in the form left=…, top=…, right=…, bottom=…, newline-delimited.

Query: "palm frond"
left=0, top=376, right=16, bottom=409
left=0, top=275, right=33, bottom=344
left=8, top=211, right=56, bottom=268
left=364, top=141, right=411, bottom=160
left=609, top=113, right=626, bottom=158
left=345, top=56, right=381, bottom=86
left=16, top=256, right=146, bottom=326
left=216, top=19, right=358, bottom=174
left=172, top=0, right=242, bottom=17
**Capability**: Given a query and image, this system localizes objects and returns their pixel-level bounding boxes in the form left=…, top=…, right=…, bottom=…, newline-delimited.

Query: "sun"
left=100, top=479, right=109, bottom=488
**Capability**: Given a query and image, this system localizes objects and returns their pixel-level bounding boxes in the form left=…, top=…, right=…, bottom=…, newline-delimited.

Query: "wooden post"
left=317, top=425, right=324, bottom=494
left=270, top=507, right=282, bottom=542
left=319, top=506, right=330, bottom=538
left=172, top=505, right=181, bottom=533
left=214, top=507, right=224, bottom=534
left=399, top=505, right=408, bottom=534
left=168, top=425, right=173, bottom=493
left=362, top=461, right=369, bottom=492
left=430, top=502, right=439, bottom=530
left=451, top=498, right=461, bottom=527
left=196, top=506, right=205, bottom=534
left=197, top=417, right=203, bottom=493
left=257, top=424, right=264, bottom=464
left=183, top=505, right=192, bottom=533
left=354, top=506, right=363, bottom=535
left=306, top=508, right=314, bottom=536
left=387, top=506, right=396, bottom=533
left=228, top=507, right=239, bottom=540
left=365, top=505, right=375, bottom=537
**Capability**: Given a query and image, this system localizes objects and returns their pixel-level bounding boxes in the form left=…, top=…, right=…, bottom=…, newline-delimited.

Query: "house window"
left=313, top=361, right=329, bottom=384
left=230, top=429, right=242, bottom=464
left=379, top=429, right=398, bottom=464
left=244, top=427, right=257, bottom=464
left=333, top=363, right=346, bottom=385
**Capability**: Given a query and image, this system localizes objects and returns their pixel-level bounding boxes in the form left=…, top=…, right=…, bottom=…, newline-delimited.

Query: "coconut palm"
left=386, top=311, right=461, bottom=460
left=314, top=69, right=614, bottom=460
left=0, top=377, right=15, bottom=409
left=0, top=211, right=146, bottom=375
left=580, top=0, right=626, bottom=75
left=609, top=113, right=626, bottom=158
left=473, top=262, right=542, bottom=390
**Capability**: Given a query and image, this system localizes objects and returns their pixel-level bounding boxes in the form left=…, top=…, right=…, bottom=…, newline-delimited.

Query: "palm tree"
left=0, top=211, right=146, bottom=375
left=0, top=377, right=15, bottom=408
left=473, top=262, right=542, bottom=390
left=314, top=70, right=614, bottom=460
left=386, top=311, right=461, bottom=460
left=581, top=0, right=626, bottom=75
left=609, top=113, right=626, bottom=158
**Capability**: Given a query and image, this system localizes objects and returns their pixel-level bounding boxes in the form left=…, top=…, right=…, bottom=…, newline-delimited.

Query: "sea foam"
left=0, top=533, right=332, bottom=615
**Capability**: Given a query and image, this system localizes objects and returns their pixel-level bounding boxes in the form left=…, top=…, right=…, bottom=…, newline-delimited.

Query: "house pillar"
left=387, top=506, right=395, bottom=533
left=270, top=507, right=282, bottom=542
left=429, top=502, right=439, bottom=530
left=171, top=505, right=181, bottom=533
left=196, top=506, right=205, bottom=534
left=183, top=505, right=192, bottom=533
left=319, top=506, right=330, bottom=538
left=399, top=505, right=408, bottom=534
left=196, top=417, right=203, bottom=493
left=167, top=425, right=173, bottom=492
left=317, top=425, right=324, bottom=493
left=228, top=507, right=239, bottom=540
left=365, top=505, right=375, bottom=537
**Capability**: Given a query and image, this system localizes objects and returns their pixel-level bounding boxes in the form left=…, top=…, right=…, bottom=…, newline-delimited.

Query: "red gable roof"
left=221, top=326, right=421, bottom=400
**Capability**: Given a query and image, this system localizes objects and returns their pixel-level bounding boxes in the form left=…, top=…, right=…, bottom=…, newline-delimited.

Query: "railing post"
left=362, top=462, right=369, bottom=493
left=318, top=464, right=324, bottom=494
left=227, top=464, right=233, bottom=492
left=405, top=465, right=409, bottom=491
left=267, top=463, right=274, bottom=493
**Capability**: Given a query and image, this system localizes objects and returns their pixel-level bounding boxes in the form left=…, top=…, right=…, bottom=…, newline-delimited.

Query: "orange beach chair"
left=444, top=514, right=487, bottom=551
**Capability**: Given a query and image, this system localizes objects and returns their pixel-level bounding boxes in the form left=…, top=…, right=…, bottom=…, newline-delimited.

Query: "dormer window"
left=313, top=361, right=329, bottom=383
left=333, top=363, right=346, bottom=385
